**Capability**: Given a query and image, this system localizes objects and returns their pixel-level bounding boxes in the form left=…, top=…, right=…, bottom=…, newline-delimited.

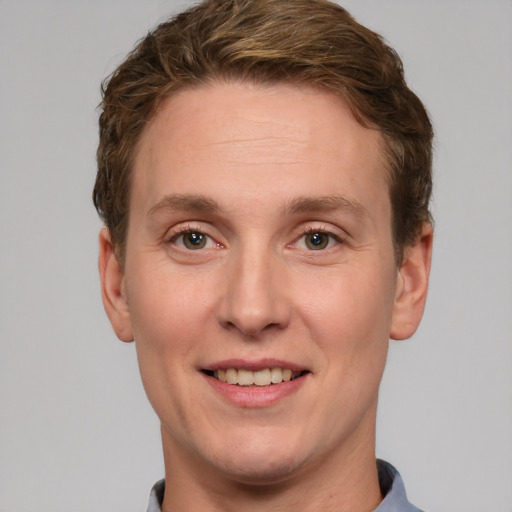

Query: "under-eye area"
left=202, top=368, right=310, bottom=386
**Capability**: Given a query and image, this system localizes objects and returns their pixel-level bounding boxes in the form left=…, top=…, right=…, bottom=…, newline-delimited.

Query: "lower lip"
left=203, top=373, right=308, bottom=408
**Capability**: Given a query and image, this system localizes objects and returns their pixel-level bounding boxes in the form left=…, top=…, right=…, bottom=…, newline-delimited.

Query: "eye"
left=172, top=230, right=215, bottom=250
left=297, top=229, right=341, bottom=251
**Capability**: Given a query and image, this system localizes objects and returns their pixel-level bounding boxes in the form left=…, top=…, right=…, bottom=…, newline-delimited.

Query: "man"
left=93, top=1, right=433, bottom=510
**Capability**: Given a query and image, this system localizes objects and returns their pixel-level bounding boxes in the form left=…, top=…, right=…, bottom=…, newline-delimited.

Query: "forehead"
left=131, top=81, right=389, bottom=218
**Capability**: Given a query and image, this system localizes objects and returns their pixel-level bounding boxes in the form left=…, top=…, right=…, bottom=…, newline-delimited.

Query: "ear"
left=98, top=228, right=134, bottom=342
left=390, top=224, right=433, bottom=340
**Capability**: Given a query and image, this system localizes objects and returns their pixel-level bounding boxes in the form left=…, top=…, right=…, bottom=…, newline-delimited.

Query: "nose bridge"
left=217, top=238, right=290, bottom=337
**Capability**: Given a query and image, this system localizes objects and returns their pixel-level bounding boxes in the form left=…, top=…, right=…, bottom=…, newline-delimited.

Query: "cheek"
left=296, top=261, right=396, bottom=400
left=127, top=254, right=215, bottom=331
left=300, top=264, right=396, bottom=342
left=124, top=264, right=210, bottom=379
left=126, top=269, right=212, bottom=424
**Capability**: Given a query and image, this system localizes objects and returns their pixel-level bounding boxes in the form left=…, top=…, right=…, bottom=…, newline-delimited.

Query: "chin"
left=216, top=456, right=304, bottom=486
left=206, top=432, right=311, bottom=485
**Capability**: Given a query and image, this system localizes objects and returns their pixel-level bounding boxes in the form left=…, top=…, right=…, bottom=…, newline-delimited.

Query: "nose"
left=216, top=246, right=291, bottom=338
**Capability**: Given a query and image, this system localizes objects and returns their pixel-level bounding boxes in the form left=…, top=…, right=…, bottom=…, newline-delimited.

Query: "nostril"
left=263, top=322, right=283, bottom=331
left=220, top=320, right=286, bottom=339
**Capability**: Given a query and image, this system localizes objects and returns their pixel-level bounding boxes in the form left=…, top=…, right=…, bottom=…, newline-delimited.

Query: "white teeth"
left=282, top=368, right=292, bottom=382
left=237, top=369, right=253, bottom=386
left=253, top=369, right=271, bottom=386
left=270, top=367, right=283, bottom=384
left=226, top=368, right=238, bottom=385
left=212, top=368, right=302, bottom=386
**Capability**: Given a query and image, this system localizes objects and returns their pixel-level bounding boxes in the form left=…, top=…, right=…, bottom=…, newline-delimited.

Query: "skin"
left=99, top=81, right=432, bottom=512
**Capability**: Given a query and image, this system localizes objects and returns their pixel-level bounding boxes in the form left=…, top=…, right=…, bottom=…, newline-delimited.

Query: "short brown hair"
left=93, top=0, right=433, bottom=265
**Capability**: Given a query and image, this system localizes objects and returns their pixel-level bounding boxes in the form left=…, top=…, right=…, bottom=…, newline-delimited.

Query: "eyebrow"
left=147, top=193, right=368, bottom=219
left=147, top=194, right=223, bottom=217
left=286, top=195, right=368, bottom=218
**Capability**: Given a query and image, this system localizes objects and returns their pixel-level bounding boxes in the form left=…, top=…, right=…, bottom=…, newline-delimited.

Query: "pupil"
left=185, top=232, right=205, bottom=249
left=311, top=233, right=323, bottom=245
left=307, top=232, right=328, bottom=250
left=188, top=233, right=202, bottom=244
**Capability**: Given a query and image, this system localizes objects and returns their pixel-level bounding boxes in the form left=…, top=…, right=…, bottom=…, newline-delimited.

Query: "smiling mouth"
left=203, top=368, right=308, bottom=387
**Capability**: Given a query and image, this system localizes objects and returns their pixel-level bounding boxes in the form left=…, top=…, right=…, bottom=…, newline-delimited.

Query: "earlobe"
left=390, top=224, right=433, bottom=340
left=98, top=228, right=134, bottom=342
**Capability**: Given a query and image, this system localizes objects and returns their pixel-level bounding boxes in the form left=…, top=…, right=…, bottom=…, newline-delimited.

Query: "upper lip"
left=202, top=358, right=309, bottom=373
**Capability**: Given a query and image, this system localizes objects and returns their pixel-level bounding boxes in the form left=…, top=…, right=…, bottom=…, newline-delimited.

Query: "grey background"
left=1, top=1, right=511, bottom=511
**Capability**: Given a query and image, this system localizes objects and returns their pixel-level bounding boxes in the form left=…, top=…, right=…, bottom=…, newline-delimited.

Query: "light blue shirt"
left=146, top=460, right=424, bottom=511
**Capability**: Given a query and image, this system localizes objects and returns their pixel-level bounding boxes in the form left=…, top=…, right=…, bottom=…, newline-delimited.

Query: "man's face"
left=101, top=81, right=428, bottom=485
